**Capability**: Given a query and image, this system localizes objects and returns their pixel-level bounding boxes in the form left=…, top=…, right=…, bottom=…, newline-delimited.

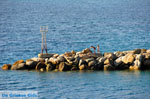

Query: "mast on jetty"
left=40, top=26, right=48, bottom=54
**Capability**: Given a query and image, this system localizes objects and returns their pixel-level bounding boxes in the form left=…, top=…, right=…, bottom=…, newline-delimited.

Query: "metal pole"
left=44, top=32, right=47, bottom=53
left=40, top=26, right=48, bottom=54
left=41, top=31, right=44, bottom=54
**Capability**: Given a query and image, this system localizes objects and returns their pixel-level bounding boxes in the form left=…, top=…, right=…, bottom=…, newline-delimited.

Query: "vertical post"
left=97, top=45, right=100, bottom=53
left=40, top=26, right=48, bottom=54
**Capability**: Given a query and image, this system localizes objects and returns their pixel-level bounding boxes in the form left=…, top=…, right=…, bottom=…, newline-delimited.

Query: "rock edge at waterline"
left=1, top=48, right=150, bottom=71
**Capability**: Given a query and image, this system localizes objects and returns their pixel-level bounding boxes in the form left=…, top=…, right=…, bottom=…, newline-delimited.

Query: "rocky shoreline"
left=1, top=48, right=150, bottom=71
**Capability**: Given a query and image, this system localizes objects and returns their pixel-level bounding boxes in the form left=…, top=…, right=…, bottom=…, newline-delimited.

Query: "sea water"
left=0, top=0, right=150, bottom=98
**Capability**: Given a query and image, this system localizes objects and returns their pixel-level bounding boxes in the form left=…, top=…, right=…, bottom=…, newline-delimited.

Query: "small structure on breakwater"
left=1, top=48, right=150, bottom=71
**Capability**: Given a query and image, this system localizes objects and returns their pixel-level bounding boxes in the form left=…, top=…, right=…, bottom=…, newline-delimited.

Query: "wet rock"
left=58, top=62, right=69, bottom=71
left=79, top=64, right=87, bottom=70
left=129, top=65, right=139, bottom=70
left=35, top=62, right=46, bottom=70
left=104, top=64, right=115, bottom=71
left=1, top=64, right=11, bottom=70
left=143, top=59, right=150, bottom=69
left=71, top=65, right=79, bottom=70
left=116, top=63, right=129, bottom=70
left=46, top=62, right=56, bottom=71
left=26, top=59, right=38, bottom=70
left=40, top=68, right=44, bottom=72
left=122, top=53, right=135, bottom=64
left=88, top=60, right=97, bottom=70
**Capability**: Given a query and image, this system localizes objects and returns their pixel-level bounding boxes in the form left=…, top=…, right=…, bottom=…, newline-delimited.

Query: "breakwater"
left=1, top=48, right=150, bottom=71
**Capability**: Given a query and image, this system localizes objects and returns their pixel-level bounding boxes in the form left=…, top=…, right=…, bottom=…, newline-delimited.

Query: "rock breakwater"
left=1, top=48, right=150, bottom=71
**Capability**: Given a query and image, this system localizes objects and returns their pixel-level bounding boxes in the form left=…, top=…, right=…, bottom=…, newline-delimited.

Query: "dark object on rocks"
left=1, top=64, right=11, bottom=70
left=143, top=59, right=150, bottom=69
left=133, top=49, right=141, bottom=54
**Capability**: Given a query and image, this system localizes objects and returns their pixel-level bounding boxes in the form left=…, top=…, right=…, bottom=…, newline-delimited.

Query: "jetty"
left=1, top=48, right=150, bottom=71
left=1, top=26, right=150, bottom=71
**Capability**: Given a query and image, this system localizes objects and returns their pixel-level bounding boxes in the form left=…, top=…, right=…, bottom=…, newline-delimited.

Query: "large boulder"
left=133, top=49, right=141, bottom=54
left=64, top=56, right=75, bottom=64
left=11, top=60, right=26, bottom=70
left=1, top=64, right=11, bottom=70
left=88, top=60, right=97, bottom=70
left=104, top=64, right=115, bottom=71
left=46, top=62, right=56, bottom=71
left=79, top=64, right=87, bottom=70
left=122, top=54, right=135, bottom=64
left=116, top=63, right=129, bottom=70
left=104, top=53, right=117, bottom=60
left=104, top=58, right=113, bottom=65
left=57, top=55, right=66, bottom=63
left=48, top=57, right=58, bottom=65
left=79, top=59, right=87, bottom=67
left=142, top=53, right=150, bottom=59
left=85, top=58, right=95, bottom=63
left=26, top=59, right=38, bottom=70
left=11, top=63, right=26, bottom=70
left=58, top=62, right=70, bottom=71
left=114, top=57, right=123, bottom=67
left=35, top=62, right=46, bottom=70
left=97, top=57, right=106, bottom=64
left=143, top=59, right=150, bottom=69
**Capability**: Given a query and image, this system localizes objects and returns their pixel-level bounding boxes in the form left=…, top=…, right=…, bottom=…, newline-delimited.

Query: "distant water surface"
left=0, top=0, right=150, bottom=98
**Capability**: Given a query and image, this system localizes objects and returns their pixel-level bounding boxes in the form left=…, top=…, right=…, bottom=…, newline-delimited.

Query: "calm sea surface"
left=0, top=0, right=150, bottom=98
